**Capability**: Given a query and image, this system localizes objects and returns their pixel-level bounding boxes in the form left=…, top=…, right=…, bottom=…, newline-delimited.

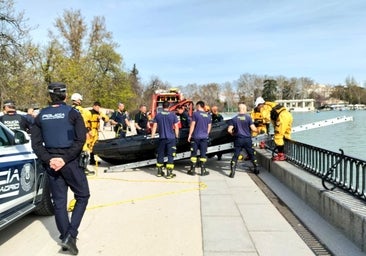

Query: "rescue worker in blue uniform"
left=151, top=101, right=179, bottom=179
left=210, top=105, right=224, bottom=160
left=134, top=104, right=150, bottom=135
left=176, top=105, right=190, bottom=128
left=31, top=82, right=90, bottom=255
left=211, top=106, right=224, bottom=123
left=227, top=102, right=259, bottom=178
left=110, top=102, right=130, bottom=138
left=187, top=101, right=212, bottom=176
left=0, top=100, right=31, bottom=132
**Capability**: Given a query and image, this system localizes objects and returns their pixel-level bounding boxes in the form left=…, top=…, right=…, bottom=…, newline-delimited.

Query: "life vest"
left=251, top=109, right=265, bottom=124
left=89, top=109, right=101, bottom=130
left=39, top=105, right=75, bottom=148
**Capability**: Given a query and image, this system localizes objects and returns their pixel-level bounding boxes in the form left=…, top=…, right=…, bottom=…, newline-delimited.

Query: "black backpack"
left=270, top=104, right=285, bottom=121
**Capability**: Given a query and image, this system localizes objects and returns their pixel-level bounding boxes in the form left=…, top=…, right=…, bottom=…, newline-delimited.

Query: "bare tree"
left=199, top=83, right=221, bottom=107
left=51, top=9, right=87, bottom=60
left=222, top=82, right=236, bottom=112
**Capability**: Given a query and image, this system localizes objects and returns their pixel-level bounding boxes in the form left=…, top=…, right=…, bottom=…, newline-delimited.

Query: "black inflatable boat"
left=93, top=120, right=233, bottom=165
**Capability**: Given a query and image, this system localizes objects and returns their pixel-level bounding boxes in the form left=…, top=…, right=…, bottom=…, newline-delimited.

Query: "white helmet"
left=254, top=97, right=265, bottom=107
left=71, top=93, right=83, bottom=101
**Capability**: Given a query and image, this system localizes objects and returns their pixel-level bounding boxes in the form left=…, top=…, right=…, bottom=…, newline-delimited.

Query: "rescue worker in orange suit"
left=88, top=101, right=109, bottom=165
left=227, top=103, right=259, bottom=177
left=254, top=97, right=293, bottom=161
left=71, top=93, right=94, bottom=175
left=31, top=82, right=89, bottom=255
left=151, top=101, right=179, bottom=179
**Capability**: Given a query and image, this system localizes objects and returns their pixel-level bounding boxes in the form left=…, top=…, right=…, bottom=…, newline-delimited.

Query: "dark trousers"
left=190, top=138, right=208, bottom=160
left=156, top=138, right=176, bottom=164
left=47, top=158, right=90, bottom=239
left=232, top=137, right=256, bottom=162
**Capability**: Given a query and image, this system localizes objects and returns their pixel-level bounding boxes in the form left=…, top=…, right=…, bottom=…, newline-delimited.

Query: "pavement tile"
left=250, top=231, right=315, bottom=256
left=228, top=187, right=271, bottom=205
left=201, top=194, right=241, bottom=216
left=237, top=204, right=294, bottom=231
left=200, top=180, right=232, bottom=195
left=202, top=216, right=256, bottom=252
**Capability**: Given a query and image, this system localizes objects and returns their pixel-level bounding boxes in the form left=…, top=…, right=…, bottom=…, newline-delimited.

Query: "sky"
left=14, top=0, right=366, bottom=86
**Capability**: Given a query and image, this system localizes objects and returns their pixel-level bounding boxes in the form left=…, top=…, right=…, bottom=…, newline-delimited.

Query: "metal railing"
left=267, top=139, right=366, bottom=201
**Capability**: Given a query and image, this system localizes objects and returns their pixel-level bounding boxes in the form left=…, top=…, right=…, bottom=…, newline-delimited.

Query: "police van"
left=0, top=122, right=53, bottom=230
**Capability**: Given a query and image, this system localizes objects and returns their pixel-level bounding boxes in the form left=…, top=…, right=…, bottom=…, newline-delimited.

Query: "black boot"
left=187, top=163, right=196, bottom=176
left=61, top=234, right=78, bottom=255
left=200, top=162, right=209, bottom=176
left=157, top=167, right=164, bottom=177
left=166, top=168, right=176, bottom=179
left=229, top=161, right=237, bottom=178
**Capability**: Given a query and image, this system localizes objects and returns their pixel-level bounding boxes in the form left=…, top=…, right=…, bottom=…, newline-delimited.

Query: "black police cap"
left=48, top=82, right=67, bottom=93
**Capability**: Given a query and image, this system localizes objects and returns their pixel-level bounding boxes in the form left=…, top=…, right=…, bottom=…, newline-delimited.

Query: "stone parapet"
left=256, top=149, right=366, bottom=252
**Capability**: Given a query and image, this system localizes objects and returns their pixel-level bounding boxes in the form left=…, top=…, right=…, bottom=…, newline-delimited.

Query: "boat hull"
left=93, top=121, right=233, bottom=165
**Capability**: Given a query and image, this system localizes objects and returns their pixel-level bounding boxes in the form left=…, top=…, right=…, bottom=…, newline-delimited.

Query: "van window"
left=0, top=127, right=10, bottom=146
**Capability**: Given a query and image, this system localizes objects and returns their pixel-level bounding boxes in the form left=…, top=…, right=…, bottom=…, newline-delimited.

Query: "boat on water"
left=93, top=120, right=233, bottom=165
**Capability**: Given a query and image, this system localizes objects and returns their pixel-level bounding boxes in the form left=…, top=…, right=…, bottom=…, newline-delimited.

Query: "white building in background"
left=276, top=99, right=315, bottom=112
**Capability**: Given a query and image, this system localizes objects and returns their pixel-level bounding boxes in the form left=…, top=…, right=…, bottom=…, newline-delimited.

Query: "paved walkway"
left=196, top=156, right=314, bottom=256
left=0, top=154, right=314, bottom=256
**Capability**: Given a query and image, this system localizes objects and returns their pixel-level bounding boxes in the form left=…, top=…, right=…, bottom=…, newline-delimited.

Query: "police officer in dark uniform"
left=0, top=100, right=31, bottom=132
left=227, top=102, right=259, bottom=178
left=31, top=82, right=90, bottom=255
